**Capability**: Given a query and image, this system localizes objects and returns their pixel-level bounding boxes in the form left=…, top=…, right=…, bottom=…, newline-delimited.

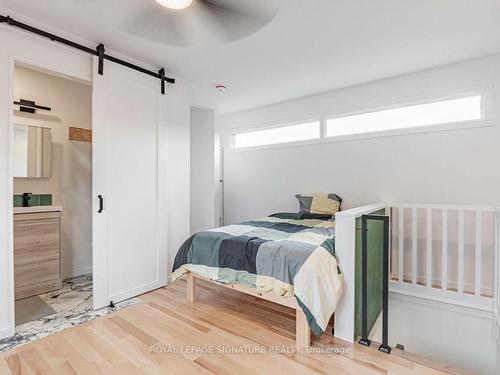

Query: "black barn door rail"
left=358, top=214, right=391, bottom=354
left=0, top=14, right=175, bottom=94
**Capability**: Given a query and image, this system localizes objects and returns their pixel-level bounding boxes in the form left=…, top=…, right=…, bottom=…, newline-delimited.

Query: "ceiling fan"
left=121, top=0, right=278, bottom=47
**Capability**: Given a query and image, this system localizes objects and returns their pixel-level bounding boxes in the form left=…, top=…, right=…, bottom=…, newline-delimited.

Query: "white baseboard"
left=390, top=271, right=494, bottom=297
left=389, top=279, right=494, bottom=313
left=63, top=266, right=92, bottom=279
left=0, top=326, right=14, bottom=340
left=389, top=291, right=494, bottom=319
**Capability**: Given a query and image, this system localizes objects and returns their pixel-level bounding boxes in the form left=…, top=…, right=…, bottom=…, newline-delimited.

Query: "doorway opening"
left=1, top=63, right=99, bottom=352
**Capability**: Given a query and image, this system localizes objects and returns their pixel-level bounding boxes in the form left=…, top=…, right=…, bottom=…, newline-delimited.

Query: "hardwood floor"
left=0, top=278, right=472, bottom=375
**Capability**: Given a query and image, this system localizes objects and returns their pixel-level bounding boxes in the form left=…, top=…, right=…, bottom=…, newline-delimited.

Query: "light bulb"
left=156, top=0, right=193, bottom=10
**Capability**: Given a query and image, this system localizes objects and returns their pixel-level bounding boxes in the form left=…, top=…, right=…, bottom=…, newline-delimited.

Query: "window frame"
left=228, top=86, right=492, bottom=153
left=324, top=89, right=490, bottom=141
left=230, top=118, right=322, bottom=151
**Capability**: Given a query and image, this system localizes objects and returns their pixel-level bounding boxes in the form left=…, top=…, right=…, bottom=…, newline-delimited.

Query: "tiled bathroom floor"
left=0, top=274, right=139, bottom=353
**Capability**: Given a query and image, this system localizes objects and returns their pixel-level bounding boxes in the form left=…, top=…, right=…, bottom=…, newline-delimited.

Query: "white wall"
left=219, top=54, right=500, bottom=224
left=13, top=66, right=92, bottom=278
left=371, top=294, right=498, bottom=375
left=190, top=107, right=216, bottom=234
left=166, top=80, right=191, bottom=277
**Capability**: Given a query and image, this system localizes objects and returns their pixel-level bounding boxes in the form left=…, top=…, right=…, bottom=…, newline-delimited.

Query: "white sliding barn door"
left=92, top=57, right=168, bottom=309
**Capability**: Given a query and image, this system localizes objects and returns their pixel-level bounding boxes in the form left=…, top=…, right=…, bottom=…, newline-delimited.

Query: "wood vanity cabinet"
left=14, top=211, right=62, bottom=300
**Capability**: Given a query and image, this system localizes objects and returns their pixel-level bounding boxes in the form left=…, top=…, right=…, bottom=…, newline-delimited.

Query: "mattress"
left=171, top=212, right=343, bottom=336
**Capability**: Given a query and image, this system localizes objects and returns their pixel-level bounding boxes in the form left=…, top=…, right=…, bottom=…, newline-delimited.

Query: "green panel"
left=13, top=195, right=23, bottom=207
left=354, top=209, right=385, bottom=338
left=13, top=194, right=52, bottom=207
left=39, top=194, right=52, bottom=206
left=30, top=195, right=40, bottom=206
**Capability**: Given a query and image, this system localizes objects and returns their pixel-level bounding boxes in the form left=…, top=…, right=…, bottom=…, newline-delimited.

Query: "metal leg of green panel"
left=358, top=214, right=391, bottom=354
left=358, top=215, right=371, bottom=347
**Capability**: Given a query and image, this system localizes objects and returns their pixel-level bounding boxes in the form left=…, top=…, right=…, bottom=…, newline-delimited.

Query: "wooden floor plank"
left=65, top=353, right=98, bottom=375
left=0, top=278, right=468, bottom=374
left=148, top=302, right=212, bottom=334
left=109, top=316, right=159, bottom=347
left=41, top=361, right=78, bottom=375
left=0, top=358, right=12, bottom=375
left=18, top=347, right=52, bottom=374
left=44, top=336, right=79, bottom=360
left=4, top=352, right=38, bottom=375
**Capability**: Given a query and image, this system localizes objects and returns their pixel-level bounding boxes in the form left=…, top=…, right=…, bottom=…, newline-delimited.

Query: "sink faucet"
left=22, top=193, right=32, bottom=207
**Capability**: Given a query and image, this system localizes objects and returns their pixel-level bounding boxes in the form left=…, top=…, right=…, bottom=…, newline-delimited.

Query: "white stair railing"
left=388, top=203, right=498, bottom=312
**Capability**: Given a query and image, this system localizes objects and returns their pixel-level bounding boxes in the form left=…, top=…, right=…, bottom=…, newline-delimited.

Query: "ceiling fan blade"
left=121, top=5, right=196, bottom=46
left=117, top=0, right=278, bottom=47
left=201, top=0, right=277, bottom=21
left=197, top=0, right=278, bottom=43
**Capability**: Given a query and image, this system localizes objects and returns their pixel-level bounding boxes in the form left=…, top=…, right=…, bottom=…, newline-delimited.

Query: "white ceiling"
left=1, top=0, right=500, bottom=114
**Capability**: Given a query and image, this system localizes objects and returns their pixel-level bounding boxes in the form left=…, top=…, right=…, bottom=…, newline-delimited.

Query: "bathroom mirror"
left=13, top=124, right=52, bottom=178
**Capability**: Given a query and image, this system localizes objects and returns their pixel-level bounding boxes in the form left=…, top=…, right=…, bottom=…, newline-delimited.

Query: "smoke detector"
left=215, top=84, right=227, bottom=93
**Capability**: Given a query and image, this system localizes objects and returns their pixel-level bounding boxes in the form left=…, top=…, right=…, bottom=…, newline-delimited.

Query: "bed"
left=171, top=210, right=343, bottom=347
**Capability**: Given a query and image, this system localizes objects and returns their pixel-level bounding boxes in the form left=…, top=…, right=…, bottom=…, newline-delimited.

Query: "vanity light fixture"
left=13, top=99, right=51, bottom=114
left=155, top=0, right=193, bottom=10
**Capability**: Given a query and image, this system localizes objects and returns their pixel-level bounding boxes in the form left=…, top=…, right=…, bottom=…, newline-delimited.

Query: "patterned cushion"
left=295, top=193, right=342, bottom=215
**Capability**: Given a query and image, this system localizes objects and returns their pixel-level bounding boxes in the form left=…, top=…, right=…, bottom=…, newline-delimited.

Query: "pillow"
left=295, top=193, right=342, bottom=215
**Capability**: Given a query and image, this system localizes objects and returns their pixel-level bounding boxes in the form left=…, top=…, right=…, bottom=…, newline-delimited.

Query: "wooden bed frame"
left=182, top=203, right=389, bottom=347
left=185, top=272, right=311, bottom=348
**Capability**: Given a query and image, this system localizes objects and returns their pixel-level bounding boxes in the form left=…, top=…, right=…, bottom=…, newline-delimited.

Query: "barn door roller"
left=97, top=43, right=105, bottom=75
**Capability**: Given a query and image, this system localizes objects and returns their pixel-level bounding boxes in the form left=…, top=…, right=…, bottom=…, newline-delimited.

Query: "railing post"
left=334, top=212, right=357, bottom=343
left=495, top=209, right=500, bottom=326
left=398, top=208, right=404, bottom=283
left=379, top=215, right=391, bottom=354
left=358, top=215, right=371, bottom=347
left=359, top=214, right=391, bottom=353
left=334, top=203, right=388, bottom=344
left=475, top=211, right=482, bottom=297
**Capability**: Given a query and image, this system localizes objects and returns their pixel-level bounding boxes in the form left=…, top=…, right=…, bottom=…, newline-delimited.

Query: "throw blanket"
left=172, top=213, right=343, bottom=336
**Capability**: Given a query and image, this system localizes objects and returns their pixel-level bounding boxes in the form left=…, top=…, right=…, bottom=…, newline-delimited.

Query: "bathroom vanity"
left=13, top=206, right=62, bottom=300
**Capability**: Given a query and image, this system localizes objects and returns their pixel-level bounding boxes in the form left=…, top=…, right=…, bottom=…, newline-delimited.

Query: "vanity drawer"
left=14, top=218, right=59, bottom=254
left=15, top=257, right=60, bottom=285
left=14, top=212, right=62, bottom=299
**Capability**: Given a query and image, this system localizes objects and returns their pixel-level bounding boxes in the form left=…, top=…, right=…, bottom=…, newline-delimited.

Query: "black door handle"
left=98, top=195, right=104, bottom=213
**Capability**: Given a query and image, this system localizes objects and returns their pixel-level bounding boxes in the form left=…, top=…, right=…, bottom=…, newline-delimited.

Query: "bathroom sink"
left=14, top=206, right=63, bottom=214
